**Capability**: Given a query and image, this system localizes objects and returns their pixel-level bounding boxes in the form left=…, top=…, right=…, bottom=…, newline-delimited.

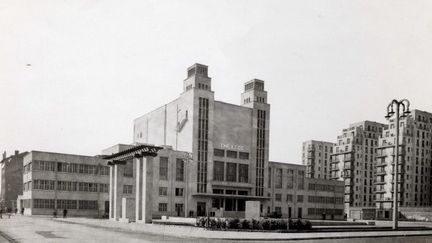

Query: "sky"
left=1, top=0, right=432, bottom=164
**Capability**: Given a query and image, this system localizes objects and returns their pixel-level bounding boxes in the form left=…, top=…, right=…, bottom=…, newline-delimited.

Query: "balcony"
left=343, top=163, right=352, bottom=170
left=374, top=180, right=386, bottom=185
left=330, top=174, right=340, bottom=180
left=330, top=166, right=339, bottom=171
left=375, top=169, right=386, bottom=176
left=375, top=161, right=387, bottom=167
left=343, top=154, right=353, bottom=162
left=343, top=171, right=352, bottom=178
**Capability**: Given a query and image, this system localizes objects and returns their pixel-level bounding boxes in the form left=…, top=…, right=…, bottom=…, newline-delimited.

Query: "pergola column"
left=109, top=162, right=125, bottom=221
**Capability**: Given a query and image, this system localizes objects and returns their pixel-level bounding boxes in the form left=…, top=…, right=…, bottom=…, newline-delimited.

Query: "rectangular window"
left=159, top=157, right=168, bottom=180
left=226, top=163, right=237, bottom=182
left=123, top=185, right=133, bottom=194
left=239, top=152, right=249, bottom=160
left=275, top=168, right=283, bottom=188
left=238, top=164, right=249, bottom=183
left=298, top=171, right=305, bottom=190
left=175, top=188, right=184, bottom=196
left=213, top=161, right=224, bottom=181
left=158, top=203, right=168, bottom=212
left=286, top=194, right=293, bottom=202
left=226, top=150, right=238, bottom=158
left=214, top=149, right=225, bottom=157
left=275, top=193, right=282, bottom=201
left=99, top=183, right=108, bottom=193
left=287, top=169, right=294, bottom=188
left=159, top=187, right=168, bottom=196
left=176, top=159, right=184, bottom=181
left=297, top=195, right=303, bottom=202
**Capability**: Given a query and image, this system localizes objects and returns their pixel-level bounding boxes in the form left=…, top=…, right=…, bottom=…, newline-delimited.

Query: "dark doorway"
left=197, top=202, right=206, bottom=217
left=288, top=207, right=292, bottom=218
left=298, top=207, right=302, bottom=219
left=104, top=201, right=109, bottom=214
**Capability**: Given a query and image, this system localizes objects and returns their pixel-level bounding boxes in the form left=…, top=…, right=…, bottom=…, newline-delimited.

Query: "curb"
left=0, top=230, right=18, bottom=243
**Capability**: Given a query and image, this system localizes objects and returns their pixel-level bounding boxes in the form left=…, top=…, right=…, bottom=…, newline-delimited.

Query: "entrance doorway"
left=104, top=201, right=109, bottom=215
left=298, top=207, right=302, bottom=219
left=197, top=202, right=206, bottom=217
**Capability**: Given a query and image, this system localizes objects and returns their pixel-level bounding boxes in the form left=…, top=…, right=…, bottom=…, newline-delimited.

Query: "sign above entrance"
left=220, top=143, right=246, bottom=151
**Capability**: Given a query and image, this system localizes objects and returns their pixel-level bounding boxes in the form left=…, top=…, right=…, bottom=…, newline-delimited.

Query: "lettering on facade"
left=220, top=143, right=245, bottom=151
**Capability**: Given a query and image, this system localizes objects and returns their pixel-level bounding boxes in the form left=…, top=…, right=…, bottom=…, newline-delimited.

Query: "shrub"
left=241, top=219, right=251, bottom=229
left=304, top=220, right=312, bottom=230
left=196, top=217, right=206, bottom=227
left=228, top=218, right=240, bottom=229
left=268, top=211, right=282, bottom=218
left=252, top=219, right=262, bottom=230
left=262, top=219, right=271, bottom=230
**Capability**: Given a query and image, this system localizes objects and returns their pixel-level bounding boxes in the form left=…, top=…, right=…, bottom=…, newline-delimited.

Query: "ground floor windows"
left=57, top=200, right=77, bottom=209
left=158, top=203, right=168, bottom=212
left=34, top=199, right=55, bottom=209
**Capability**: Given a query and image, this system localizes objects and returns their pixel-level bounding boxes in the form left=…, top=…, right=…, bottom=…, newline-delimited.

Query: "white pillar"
left=135, top=157, right=143, bottom=221
left=109, top=165, right=114, bottom=220
left=141, top=157, right=153, bottom=223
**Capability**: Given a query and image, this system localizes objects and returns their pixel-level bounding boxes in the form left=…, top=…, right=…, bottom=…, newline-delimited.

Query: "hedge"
left=196, top=217, right=312, bottom=231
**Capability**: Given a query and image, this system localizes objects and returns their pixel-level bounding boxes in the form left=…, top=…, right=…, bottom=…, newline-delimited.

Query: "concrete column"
left=141, top=157, right=153, bottom=223
left=113, top=164, right=124, bottom=220
left=109, top=165, right=114, bottom=220
left=135, top=157, right=143, bottom=221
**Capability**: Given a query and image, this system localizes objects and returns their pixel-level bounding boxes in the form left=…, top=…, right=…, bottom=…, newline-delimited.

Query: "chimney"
left=14, top=150, right=19, bottom=156
left=2, top=151, right=6, bottom=160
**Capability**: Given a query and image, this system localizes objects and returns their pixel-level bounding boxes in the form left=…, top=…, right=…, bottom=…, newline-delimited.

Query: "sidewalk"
left=54, top=217, right=432, bottom=241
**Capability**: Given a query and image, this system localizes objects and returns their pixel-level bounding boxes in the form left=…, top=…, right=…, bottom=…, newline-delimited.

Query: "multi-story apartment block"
left=0, top=150, right=27, bottom=211
left=302, top=140, right=335, bottom=179
left=375, top=109, right=432, bottom=220
left=20, top=151, right=111, bottom=217
left=330, top=121, right=386, bottom=219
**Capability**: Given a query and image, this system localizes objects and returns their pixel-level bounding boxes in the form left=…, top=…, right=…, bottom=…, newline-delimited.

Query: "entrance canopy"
left=103, top=144, right=163, bottom=164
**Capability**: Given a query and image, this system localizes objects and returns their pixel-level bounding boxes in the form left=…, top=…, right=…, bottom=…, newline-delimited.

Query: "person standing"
left=63, top=208, right=67, bottom=218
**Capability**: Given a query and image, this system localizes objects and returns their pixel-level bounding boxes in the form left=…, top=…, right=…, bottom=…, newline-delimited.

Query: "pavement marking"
left=35, top=231, right=64, bottom=239
left=0, top=230, right=18, bottom=243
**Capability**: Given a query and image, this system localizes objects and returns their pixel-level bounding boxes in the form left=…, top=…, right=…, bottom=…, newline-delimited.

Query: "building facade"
left=0, top=151, right=27, bottom=211
left=330, top=121, right=386, bottom=219
left=302, top=140, right=335, bottom=179
left=20, top=151, right=110, bottom=217
left=375, top=109, right=432, bottom=219
left=123, top=63, right=344, bottom=220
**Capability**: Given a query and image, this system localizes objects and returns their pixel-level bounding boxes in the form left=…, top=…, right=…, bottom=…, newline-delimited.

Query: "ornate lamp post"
left=385, top=99, right=410, bottom=230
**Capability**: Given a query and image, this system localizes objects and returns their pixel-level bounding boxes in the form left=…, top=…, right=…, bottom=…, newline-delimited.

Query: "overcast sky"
left=1, top=0, right=432, bottom=164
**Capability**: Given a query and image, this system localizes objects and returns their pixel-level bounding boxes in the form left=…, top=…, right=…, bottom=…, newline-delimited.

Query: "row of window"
left=31, top=199, right=98, bottom=210
left=213, top=161, right=248, bottom=183
left=213, top=149, right=249, bottom=160
left=24, top=160, right=109, bottom=176
left=307, top=183, right=344, bottom=193
left=307, top=196, right=344, bottom=204
left=158, top=157, right=185, bottom=181
left=26, top=180, right=109, bottom=193
left=307, top=208, right=344, bottom=216
left=270, top=168, right=304, bottom=190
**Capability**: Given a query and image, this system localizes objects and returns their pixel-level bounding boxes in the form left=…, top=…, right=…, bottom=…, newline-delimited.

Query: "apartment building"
left=330, top=121, right=387, bottom=219
left=375, top=109, right=432, bottom=219
left=302, top=140, right=335, bottom=179
left=0, top=151, right=27, bottom=211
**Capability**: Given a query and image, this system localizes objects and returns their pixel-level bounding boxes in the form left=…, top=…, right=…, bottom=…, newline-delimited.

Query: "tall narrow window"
left=159, top=157, right=168, bottom=180
left=213, top=161, right=224, bottom=181
left=176, top=159, right=184, bottom=181
left=226, top=163, right=237, bottom=182
left=197, top=97, right=209, bottom=193
left=239, top=164, right=249, bottom=183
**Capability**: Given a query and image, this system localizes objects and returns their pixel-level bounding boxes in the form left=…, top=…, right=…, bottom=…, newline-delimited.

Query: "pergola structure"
left=103, top=144, right=162, bottom=223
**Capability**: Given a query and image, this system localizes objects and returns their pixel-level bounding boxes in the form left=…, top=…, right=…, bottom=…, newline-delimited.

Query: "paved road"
left=1, top=216, right=432, bottom=243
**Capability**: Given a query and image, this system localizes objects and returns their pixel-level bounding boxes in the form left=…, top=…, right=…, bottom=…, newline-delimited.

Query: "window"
left=176, top=159, right=184, bottom=181
left=159, top=157, right=168, bottom=180
left=286, top=194, right=293, bottom=202
left=159, top=187, right=168, bottom=196
left=124, top=160, right=133, bottom=177
left=213, top=161, right=224, bottom=181
left=214, top=149, right=225, bottom=157
left=79, top=200, right=98, bottom=210
left=239, top=164, right=249, bottom=183
left=275, top=193, right=282, bottom=201
left=33, top=199, right=55, bottom=209
left=99, top=184, right=108, bottom=193
left=226, top=163, right=237, bottom=182
left=226, top=150, right=237, bottom=158
left=297, top=195, right=303, bottom=202
left=158, top=203, right=168, bottom=212
left=57, top=200, right=77, bottom=209
left=100, top=166, right=110, bottom=176
left=123, top=185, right=133, bottom=194
left=275, top=168, right=283, bottom=188
left=298, top=171, right=305, bottom=190
left=239, top=152, right=249, bottom=160
left=175, top=188, right=184, bottom=196
left=287, top=169, right=294, bottom=188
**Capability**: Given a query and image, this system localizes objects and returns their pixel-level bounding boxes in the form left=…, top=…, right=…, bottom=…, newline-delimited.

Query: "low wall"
left=400, top=207, right=432, bottom=221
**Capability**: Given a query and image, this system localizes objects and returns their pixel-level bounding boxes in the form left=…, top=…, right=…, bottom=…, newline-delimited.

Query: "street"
left=0, top=216, right=432, bottom=243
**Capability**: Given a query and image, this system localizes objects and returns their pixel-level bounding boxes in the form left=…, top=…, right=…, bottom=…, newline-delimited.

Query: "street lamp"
left=385, top=99, right=410, bottom=230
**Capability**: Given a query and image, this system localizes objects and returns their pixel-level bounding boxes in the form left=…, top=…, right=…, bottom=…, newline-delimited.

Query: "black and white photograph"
left=1, top=1, right=432, bottom=242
